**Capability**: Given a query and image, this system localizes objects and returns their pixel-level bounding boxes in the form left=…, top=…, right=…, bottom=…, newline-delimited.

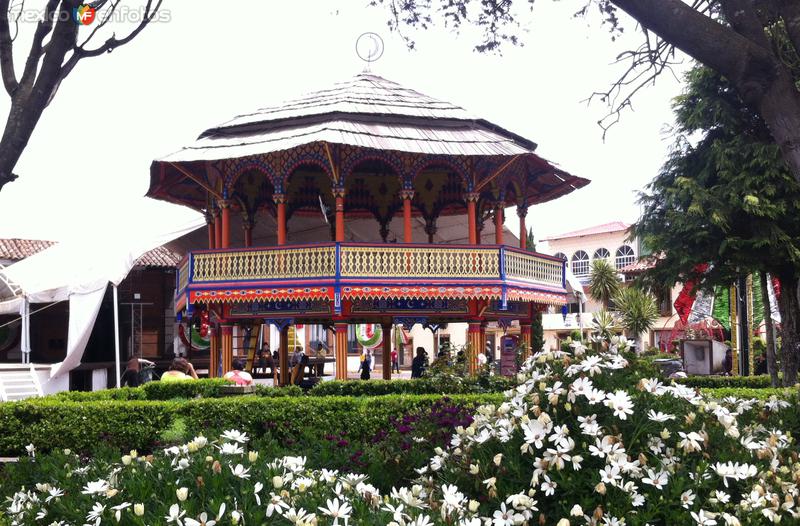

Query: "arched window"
left=593, top=248, right=610, bottom=261
left=571, top=250, right=590, bottom=277
left=553, top=252, right=567, bottom=261
left=615, top=245, right=636, bottom=269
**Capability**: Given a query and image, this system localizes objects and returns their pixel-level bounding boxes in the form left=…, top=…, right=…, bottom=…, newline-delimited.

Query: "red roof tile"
left=0, top=239, right=56, bottom=261
left=0, top=239, right=180, bottom=268
left=542, top=221, right=631, bottom=241
left=619, top=255, right=662, bottom=275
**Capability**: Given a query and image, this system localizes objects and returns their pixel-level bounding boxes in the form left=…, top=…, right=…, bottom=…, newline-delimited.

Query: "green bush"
left=677, top=375, right=773, bottom=388
left=46, top=379, right=302, bottom=402
left=702, top=386, right=800, bottom=400
left=0, top=393, right=501, bottom=457
left=309, top=376, right=514, bottom=396
left=0, top=399, right=173, bottom=455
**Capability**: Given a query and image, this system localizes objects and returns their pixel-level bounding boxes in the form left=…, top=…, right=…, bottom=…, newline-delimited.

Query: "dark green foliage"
left=677, top=375, right=775, bottom=389
left=0, top=393, right=501, bottom=457
left=47, top=378, right=302, bottom=401
left=531, top=311, right=544, bottom=353
left=309, top=376, right=515, bottom=397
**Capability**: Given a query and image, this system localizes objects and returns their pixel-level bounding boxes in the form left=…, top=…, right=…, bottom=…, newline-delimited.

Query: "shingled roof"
left=0, top=238, right=181, bottom=268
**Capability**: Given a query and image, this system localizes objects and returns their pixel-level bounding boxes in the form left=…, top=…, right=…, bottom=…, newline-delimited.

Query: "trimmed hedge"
left=702, top=387, right=800, bottom=400
left=309, top=376, right=515, bottom=397
left=0, top=393, right=502, bottom=456
left=48, top=379, right=302, bottom=401
left=677, top=375, right=774, bottom=389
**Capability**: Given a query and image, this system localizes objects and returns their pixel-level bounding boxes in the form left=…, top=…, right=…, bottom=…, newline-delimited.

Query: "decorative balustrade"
left=503, top=248, right=564, bottom=286
left=175, top=243, right=564, bottom=298
left=339, top=245, right=499, bottom=279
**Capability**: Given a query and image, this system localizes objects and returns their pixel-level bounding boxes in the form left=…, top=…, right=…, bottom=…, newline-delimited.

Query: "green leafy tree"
left=531, top=311, right=543, bottom=353
left=614, top=286, right=659, bottom=353
left=588, top=258, right=621, bottom=309
left=634, top=66, right=800, bottom=386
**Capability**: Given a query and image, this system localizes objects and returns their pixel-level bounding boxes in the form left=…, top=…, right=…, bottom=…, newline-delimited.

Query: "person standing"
left=411, top=347, right=427, bottom=378
left=391, top=348, right=400, bottom=374
left=359, top=349, right=373, bottom=380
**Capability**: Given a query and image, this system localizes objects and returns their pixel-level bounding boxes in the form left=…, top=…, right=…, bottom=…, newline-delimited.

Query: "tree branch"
left=18, top=0, right=59, bottom=92
left=61, top=0, right=162, bottom=79
left=610, top=0, right=775, bottom=90
left=0, top=0, right=18, bottom=95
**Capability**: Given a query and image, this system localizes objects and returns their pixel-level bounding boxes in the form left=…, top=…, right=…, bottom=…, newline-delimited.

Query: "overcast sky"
left=0, top=0, right=687, bottom=249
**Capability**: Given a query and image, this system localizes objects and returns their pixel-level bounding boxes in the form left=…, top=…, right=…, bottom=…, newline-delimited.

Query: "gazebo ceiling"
left=147, top=73, right=589, bottom=214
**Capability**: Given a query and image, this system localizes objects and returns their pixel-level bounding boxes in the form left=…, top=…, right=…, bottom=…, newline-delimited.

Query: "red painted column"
left=243, top=220, right=253, bottom=248
left=220, top=324, right=233, bottom=375
left=206, top=212, right=216, bottom=249
left=214, top=214, right=222, bottom=249
left=517, top=205, right=528, bottom=250
left=466, top=192, right=479, bottom=244
left=401, top=189, right=414, bottom=243
left=334, top=188, right=345, bottom=242
left=274, top=194, right=287, bottom=246
left=495, top=203, right=504, bottom=245
left=220, top=201, right=230, bottom=249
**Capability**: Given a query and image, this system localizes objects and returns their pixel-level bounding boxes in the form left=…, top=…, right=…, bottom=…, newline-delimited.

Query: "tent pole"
left=113, top=285, right=121, bottom=388
left=20, top=298, right=28, bottom=363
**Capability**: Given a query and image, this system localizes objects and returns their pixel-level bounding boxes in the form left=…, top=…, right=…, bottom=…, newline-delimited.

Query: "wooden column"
left=401, top=189, right=414, bottom=243
left=206, top=212, right=216, bottom=249
left=274, top=194, right=287, bottom=246
left=279, top=325, right=289, bottom=386
left=244, top=221, right=253, bottom=248
left=220, top=201, right=231, bottom=249
left=334, top=188, right=345, bottom=242
left=221, top=324, right=233, bottom=375
left=335, top=323, right=348, bottom=380
left=209, top=325, right=219, bottom=378
left=382, top=321, right=392, bottom=380
left=467, top=322, right=485, bottom=375
left=519, top=324, right=532, bottom=362
left=494, top=203, right=504, bottom=245
left=466, top=192, right=479, bottom=244
left=517, top=205, right=528, bottom=250
left=425, top=218, right=437, bottom=244
left=214, top=213, right=222, bottom=249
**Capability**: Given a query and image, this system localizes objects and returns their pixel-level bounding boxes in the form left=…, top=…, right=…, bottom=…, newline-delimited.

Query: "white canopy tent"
left=0, top=217, right=204, bottom=383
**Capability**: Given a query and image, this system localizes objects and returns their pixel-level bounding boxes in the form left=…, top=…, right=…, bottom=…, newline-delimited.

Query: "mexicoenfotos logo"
left=73, top=3, right=97, bottom=25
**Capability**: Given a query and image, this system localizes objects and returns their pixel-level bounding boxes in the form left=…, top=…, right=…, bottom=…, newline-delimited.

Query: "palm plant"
left=614, top=286, right=659, bottom=353
left=588, top=259, right=621, bottom=309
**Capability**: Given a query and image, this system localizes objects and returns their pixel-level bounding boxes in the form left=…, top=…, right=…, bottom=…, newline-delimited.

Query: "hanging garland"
left=356, top=324, right=383, bottom=349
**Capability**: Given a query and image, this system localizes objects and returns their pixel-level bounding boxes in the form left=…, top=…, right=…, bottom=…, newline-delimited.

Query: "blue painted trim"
left=499, top=246, right=506, bottom=281
left=500, top=284, right=508, bottom=310
left=334, top=242, right=342, bottom=315
left=562, top=260, right=567, bottom=289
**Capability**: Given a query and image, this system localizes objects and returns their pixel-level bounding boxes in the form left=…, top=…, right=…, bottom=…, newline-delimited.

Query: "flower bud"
left=469, top=500, right=480, bottom=513
left=570, top=505, right=583, bottom=517
left=595, top=482, right=606, bottom=495
left=248, top=451, right=259, bottom=463
left=121, top=455, right=132, bottom=466
left=272, top=475, right=284, bottom=489
left=493, top=453, right=503, bottom=466
left=212, top=461, right=222, bottom=474
left=176, top=487, right=188, bottom=501
left=557, top=519, right=570, bottom=526
left=134, top=503, right=144, bottom=516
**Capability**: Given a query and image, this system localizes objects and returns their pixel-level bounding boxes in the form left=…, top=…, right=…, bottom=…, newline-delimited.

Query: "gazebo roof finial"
left=355, top=32, right=384, bottom=73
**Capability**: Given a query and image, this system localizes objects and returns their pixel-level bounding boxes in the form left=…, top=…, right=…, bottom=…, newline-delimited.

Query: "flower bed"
left=3, top=339, right=799, bottom=525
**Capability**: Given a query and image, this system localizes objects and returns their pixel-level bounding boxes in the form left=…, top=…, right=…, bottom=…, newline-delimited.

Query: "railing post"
left=334, top=243, right=342, bottom=315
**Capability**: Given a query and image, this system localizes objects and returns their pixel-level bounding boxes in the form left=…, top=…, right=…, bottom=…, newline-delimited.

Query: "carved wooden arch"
left=339, top=146, right=409, bottom=187
left=409, top=155, right=471, bottom=190
left=220, top=155, right=281, bottom=196
left=343, top=157, right=405, bottom=226
left=230, top=169, right=277, bottom=220
left=279, top=143, right=334, bottom=192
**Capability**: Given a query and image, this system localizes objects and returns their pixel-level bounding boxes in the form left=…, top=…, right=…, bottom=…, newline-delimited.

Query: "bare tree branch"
left=0, top=0, right=18, bottom=95
left=18, top=0, right=59, bottom=91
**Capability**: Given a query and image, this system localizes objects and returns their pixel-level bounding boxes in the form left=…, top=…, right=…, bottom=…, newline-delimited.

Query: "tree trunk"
left=760, top=272, right=779, bottom=387
left=610, top=0, right=800, bottom=185
left=776, top=269, right=800, bottom=386
left=0, top=98, right=49, bottom=189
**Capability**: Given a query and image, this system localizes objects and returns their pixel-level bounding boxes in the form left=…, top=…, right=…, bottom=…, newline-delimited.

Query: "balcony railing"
left=176, top=242, right=565, bottom=301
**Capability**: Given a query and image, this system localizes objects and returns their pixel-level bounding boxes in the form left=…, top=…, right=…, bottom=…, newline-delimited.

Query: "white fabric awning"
left=0, top=217, right=204, bottom=377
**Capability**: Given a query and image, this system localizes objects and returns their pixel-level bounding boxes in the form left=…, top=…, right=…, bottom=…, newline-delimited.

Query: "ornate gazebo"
left=148, top=73, right=589, bottom=383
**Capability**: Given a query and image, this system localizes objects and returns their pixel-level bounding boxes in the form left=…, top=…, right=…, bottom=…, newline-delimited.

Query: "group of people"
left=356, top=347, right=402, bottom=380
left=122, top=356, right=255, bottom=387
